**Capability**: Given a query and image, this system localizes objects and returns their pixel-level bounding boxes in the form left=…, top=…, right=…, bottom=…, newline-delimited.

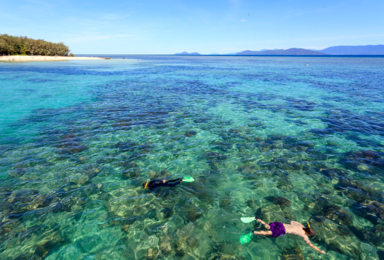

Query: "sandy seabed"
left=0, top=55, right=107, bottom=63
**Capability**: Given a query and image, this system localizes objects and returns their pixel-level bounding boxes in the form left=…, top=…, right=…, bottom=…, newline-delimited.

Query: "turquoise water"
left=1, top=56, right=384, bottom=259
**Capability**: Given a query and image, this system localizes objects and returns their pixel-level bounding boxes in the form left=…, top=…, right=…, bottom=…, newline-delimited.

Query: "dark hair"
left=304, top=227, right=315, bottom=236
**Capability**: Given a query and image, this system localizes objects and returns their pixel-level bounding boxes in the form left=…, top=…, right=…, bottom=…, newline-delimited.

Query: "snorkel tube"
left=143, top=179, right=150, bottom=189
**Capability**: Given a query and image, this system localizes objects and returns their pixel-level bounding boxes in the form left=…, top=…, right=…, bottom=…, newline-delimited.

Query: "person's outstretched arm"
left=256, top=219, right=270, bottom=230
left=303, top=236, right=326, bottom=254
left=253, top=230, right=272, bottom=236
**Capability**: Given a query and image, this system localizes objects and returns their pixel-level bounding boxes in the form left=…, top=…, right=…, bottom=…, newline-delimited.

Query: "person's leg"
left=257, top=219, right=270, bottom=229
left=253, top=230, right=272, bottom=236
left=167, top=178, right=182, bottom=187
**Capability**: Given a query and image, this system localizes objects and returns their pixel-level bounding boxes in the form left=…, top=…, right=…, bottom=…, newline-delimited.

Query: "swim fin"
left=239, top=232, right=253, bottom=244
left=240, top=217, right=256, bottom=223
left=182, top=175, right=195, bottom=182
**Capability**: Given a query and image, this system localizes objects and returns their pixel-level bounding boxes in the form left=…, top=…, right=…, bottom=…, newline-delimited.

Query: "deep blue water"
left=1, top=56, right=384, bottom=259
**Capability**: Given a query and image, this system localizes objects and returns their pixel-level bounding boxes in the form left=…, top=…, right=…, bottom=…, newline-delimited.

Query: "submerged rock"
left=184, top=130, right=197, bottom=137
left=378, top=250, right=384, bottom=260
left=256, top=205, right=285, bottom=223
left=336, top=178, right=384, bottom=203
left=194, top=117, right=211, bottom=123
left=257, top=141, right=282, bottom=152
left=8, top=168, right=27, bottom=178
left=34, top=240, right=56, bottom=258
left=349, top=226, right=383, bottom=246
left=204, top=151, right=228, bottom=161
left=78, top=234, right=103, bottom=253
left=309, top=215, right=360, bottom=259
left=34, top=231, right=68, bottom=259
left=282, top=246, right=304, bottom=260
left=266, top=196, right=291, bottom=208
left=137, top=142, right=154, bottom=154
left=283, top=140, right=314, bottom=151
left=78, top=183, right=103, bottom=198
left=276, top=176, right=294, bottom=192
left=56, top=134, right=89, bottom=155
left=335, top=226, right=351, bottom=237
left=318, top=167, right=347, bottom=179
left=311, top=128, right=333, bottom=136
left=83, top=164, right=101, bottom=178
left=121, top=162, right=140, bottom=179
left=351, top=201, right=384, bottom=225
left=114, top=141, right=138, bottom=152
left=322, top=205, right=353, bottom=226
left=217, top=243, right=235, bottom=255
left=247, top=199, right=258, bottom=210
left=187, top=237, right=199, bottom=250
left=158, top=208, right=173, bottom=219
left=145, top=247, right=159, bottom=259
left=187, top=206, right=203, bottom=222
left=121, top=225, right=130, bottom=233
left=68, top=174, right=89, bottom=184
left=159, top=237, right=173, bottom=255
left=248, top=121, right=266, bottom=128
left=282, top=207, right=296, bottom=221
left=340, top=150, right=384, bottom=173
left=211, top=140, right=232, bottom=152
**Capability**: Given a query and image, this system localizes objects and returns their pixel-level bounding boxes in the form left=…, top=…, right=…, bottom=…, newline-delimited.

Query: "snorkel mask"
left=143, top=179, right=150, bottom=189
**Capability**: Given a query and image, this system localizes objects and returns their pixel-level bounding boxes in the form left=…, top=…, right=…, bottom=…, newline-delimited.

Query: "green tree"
left=0, top=34, right=71, bottom=56
left=0, top=39, right=7, bottom=54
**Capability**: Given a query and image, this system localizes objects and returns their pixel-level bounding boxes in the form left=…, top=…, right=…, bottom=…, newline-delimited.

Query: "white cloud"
left=241, top=19, right=246, bottom=22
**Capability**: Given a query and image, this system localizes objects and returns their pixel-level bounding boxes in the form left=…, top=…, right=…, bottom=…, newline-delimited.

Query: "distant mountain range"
left=174, top=45, right=384, bottom=56
left=174, top=52, right=201, bottom=55
left=320, top=45, right=384, bottom=55
left=236, top=48, right=325, bottom=55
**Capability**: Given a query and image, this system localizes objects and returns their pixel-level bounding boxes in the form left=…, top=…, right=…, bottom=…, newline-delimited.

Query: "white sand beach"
left=0, top=55, right=108, bottom=63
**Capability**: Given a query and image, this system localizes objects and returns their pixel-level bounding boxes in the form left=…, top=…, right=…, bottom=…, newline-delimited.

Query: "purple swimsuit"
left=269, top=222, right=286, bottom=237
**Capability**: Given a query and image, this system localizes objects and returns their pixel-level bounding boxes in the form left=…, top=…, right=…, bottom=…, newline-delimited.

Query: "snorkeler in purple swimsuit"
left=253, top=218, right=326, bottom=255
left=268, top=222, right=286, bottom=237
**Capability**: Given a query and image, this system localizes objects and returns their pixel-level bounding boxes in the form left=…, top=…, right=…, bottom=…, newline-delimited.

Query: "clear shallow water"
left=1, top=56, right=384, bottom=260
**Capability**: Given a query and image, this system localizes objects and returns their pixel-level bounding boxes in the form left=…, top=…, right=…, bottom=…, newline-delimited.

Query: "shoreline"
left=0, top=55, right=109, bottom=63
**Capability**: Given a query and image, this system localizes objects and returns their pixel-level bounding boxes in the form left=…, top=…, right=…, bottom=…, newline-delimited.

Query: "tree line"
left=0, top=34, right=71, bottom=56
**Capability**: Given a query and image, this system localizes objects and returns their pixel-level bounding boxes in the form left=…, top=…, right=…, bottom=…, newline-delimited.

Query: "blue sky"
left=1, top=0, right=383, bottom=54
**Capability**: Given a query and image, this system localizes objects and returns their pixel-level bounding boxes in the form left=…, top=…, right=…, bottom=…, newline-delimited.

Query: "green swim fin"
left=182, top=175, right=195, bottom=182
left=240, top=217, right=256, bottom=223
left=240, top=232, right=253, bottom=244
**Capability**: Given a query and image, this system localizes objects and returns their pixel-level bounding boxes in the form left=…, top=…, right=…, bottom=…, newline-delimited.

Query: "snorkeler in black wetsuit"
left=142, top=178, right=183, bottom=190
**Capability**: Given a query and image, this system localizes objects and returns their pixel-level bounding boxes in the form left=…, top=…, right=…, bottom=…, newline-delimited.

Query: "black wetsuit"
left=147, top=179, right=182, bottom=190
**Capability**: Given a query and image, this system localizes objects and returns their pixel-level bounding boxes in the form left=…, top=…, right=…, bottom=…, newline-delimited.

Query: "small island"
left=174, top=52, right=201, bottom=56
left=0, top=34, right=107, bottom=62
